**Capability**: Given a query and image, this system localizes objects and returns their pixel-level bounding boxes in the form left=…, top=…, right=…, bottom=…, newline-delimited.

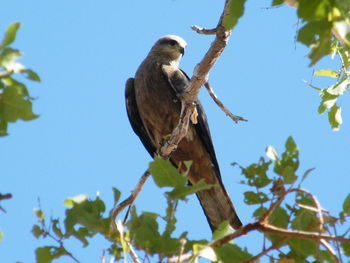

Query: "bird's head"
left=150, top=35, right=187, bottom=65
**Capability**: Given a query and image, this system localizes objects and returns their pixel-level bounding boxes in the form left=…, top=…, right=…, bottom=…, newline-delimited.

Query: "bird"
left=125, top=35, right=242, bottom=231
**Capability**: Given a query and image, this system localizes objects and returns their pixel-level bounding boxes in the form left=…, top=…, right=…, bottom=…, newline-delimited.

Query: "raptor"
left=125, top=35, right=242, bottom=231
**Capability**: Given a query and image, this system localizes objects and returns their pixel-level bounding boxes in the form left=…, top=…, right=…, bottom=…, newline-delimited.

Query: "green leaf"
left=343, top=194, right=350, bottom=216
left=112, top=187, right=121, bottom=205
left=297, top=0, right=330, bottom=21
left=266, top=207, right=289, bottom=244
left=149, top=157, right=186, bottom=188
left=285, top=136, right=297, bottom=153
left=314, top=69, right=339, bottom=78
left=274, top=137, right=299, bottom=183
left=291, top=208, right=320, bottom=232
left=52, top=219, right=63, bottom=239
left=31, top=225, right=43, bottom=238
left=167, top=179, right=214, bottom=200
left=163, top=199, right=177, bottom=237
left=64, top=194, right=88, bottom=207
left=328, top=104, right=342, bottom=131
left=0, top=23, right=21, bottom=49
left=341, top=241, right=350, bottom=256
left=297, top=21, right=333, bottom=66
left=212, top=221, right=231, bottom=241
left=64, top=195, right=109, bottom=241
left=33, top=209, right=46, bottom=223
left=272, top=0, right=284, bottom=6
left=127, top=207, right=161, bottom=255
left=0, top=79, right=38, bottom=122
left=241, top=158, right=272, bottom=188
left=35, top=246, right=69, bottom=263
left=281, top=165, right=297, bottom=184
left=327, top=79, right=349, bottom=96
left=288, top=238, right=318, bottom=257
left=244, top=191, right=269, bottom=204
left=222, top=0, right=247, bottom=30
left=215, top=243, right=252, bottom=263
left=300, top=168, right=315, bottom=184
left=21, top=68, right=41, bottom=82
left=0, top=48, right=23, bottom=68
left=318, top=92, right=338, bottom=114
left=0, top=120, right=8, bottom=136
left=253, top=207, right=268, bottom=220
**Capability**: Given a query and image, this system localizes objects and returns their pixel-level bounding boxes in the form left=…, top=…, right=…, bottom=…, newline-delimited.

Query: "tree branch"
left=204, top=82, right=247, bottom=123
left=110, top=170, right=150, bottom=230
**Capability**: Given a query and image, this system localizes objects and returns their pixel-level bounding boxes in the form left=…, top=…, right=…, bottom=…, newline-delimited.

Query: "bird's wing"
left=161, top=66, right=222, bottom=178
left=161, top=66, right=242, bottom=230
left=125, top=78, right=156, bottom=156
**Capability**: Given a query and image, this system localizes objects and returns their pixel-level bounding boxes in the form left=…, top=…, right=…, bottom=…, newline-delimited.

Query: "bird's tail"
left=196, top=183, right=242, bottom=231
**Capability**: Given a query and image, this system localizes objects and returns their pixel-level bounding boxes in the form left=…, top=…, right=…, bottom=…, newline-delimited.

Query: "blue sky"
left=1, top=0, right=349, bottom=262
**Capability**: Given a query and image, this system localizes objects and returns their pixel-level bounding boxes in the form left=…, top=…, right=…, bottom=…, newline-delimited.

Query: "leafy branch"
left=0, top=22, right=41, bottom=136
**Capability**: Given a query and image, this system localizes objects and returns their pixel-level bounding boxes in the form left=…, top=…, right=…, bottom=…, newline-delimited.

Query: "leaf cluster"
left=30, top=137, right=350, bottom=263
left=0, top=23, right=40, bottom=136
left=237, top=136, right=350, bottom=262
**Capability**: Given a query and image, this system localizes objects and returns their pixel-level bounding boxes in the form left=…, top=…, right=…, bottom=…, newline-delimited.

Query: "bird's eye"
left=168, top=40, right=177, bottom=46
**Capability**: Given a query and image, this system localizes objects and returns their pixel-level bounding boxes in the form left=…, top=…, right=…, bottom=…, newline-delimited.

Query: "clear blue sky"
left=1, top=0, right=349, bottom=262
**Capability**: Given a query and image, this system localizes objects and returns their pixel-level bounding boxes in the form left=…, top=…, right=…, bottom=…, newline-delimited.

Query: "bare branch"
left=110, top=170, right=151, bottom=231
left=128, top=241, right=141, bottom=263
left=191, top=25, right=217, bottom=35
left=320, top=239, right=340, bottom=263
left=0, top=193, right=12, bottom=201
left=204, top=82, right=247, bottom=123
left=257, top=223, right=350, bottom=244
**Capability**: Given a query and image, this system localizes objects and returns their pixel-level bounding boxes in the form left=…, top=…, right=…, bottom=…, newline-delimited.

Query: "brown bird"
left=125, top=35, right=242, bottom=231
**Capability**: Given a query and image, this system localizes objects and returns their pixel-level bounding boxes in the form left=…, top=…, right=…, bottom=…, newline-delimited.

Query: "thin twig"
left=257, top=223, right=350, bottom=244
left=177, top=239, right=187, bottom=263
left=244, top=237, right=289, bottom=263
left=128, top=241, right=141, bottom=263
left=0, top=193, right=12, bottom=201
left=204, top=82, right=247, bottom=123
left=320, top=239, right=340, bottom=263
left=110, top=170, right=151, bottom=230
left=191, top=25, right=217, bottom=35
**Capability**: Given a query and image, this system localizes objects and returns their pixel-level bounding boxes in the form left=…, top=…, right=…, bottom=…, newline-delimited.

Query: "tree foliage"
left=31, top=137, right=350, bottom=262
left=1, top=0, right=350, bottom=262
left=0, top=22, right=40, bottom=136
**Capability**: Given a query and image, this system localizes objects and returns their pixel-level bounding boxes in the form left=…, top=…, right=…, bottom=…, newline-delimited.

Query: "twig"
left=128, top=241, right=141, bottom=263
left=244, top=237, right=289, bottom=263
left=257, top=223, right=350, bottom=244
left=204, top=82, right=247, bottom=123
left=177, top=239, right=187, bottom=263
left=110, top=170, right=151, bottom=230
left=191, top=26, right=217, bottom=35
left=0, top=193, right=12, bottom=201
left=319, top=239, right=340, bottom=263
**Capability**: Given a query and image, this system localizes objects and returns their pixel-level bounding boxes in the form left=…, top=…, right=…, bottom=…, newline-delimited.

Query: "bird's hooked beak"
left=180, top=47, right=185, bottom=56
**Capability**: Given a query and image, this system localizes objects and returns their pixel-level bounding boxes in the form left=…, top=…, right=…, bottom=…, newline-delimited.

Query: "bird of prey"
left=125, top=35, right=242, bottom=231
